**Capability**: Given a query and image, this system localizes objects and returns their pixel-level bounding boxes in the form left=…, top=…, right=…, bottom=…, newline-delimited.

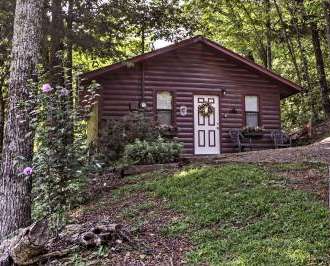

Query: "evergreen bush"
left=123, top=137, right=183, bottom=165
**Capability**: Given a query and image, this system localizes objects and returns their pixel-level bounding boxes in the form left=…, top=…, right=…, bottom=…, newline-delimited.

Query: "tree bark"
left=0, top=0, right=43, bottom=240
left=49, top=0, right=65, bottom=86
left=234, top=1, right=268, bottom=67
left=265, top=0, right=272, bottom=69
left=0, top=76, right=6, bottom=155
left=41, top=0, right=51, bottom=68
left=0, top=220, right=49, bottom=266
left=273, top=0, right=302, bottom=84
left=290, top=14, right=312, bottom=91
left=310, top=21, right=330, bottom=115
left=287, top=1, right=316, bottom=118
left=0, top=220, right=127, bottom=265
left=323, top=0, right=330, bottom=62
left=64, top=0, right=74, bottom=145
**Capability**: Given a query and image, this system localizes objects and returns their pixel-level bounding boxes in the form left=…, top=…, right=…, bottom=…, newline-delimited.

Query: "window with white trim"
left=245, top=96, right=259, bottom=127
left=156, top=91, right=173, bottom=125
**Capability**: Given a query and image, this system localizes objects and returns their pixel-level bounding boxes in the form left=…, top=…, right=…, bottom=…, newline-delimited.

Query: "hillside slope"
left=47, top=163, right=330, bottom=265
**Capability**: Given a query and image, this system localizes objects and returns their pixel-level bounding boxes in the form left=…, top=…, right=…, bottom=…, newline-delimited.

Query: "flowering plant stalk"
left=31, top=76, right=102, bottom=229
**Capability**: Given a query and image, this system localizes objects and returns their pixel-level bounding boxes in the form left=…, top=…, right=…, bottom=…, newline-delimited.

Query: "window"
left=156, top=91, right=173, bottom=125
left=244, top=96, right=259, bottom=127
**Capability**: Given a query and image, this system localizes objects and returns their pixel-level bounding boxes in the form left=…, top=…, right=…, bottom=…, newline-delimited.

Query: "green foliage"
left=99, top=112, right=160, bottom=161
left=99, top=112, right=182, bottom=164
left=183, top=0, right=330, bottom=130
left=0, top=0, right=14, bottom=93
left=123, top=137, right=183, bottom=165
left=94, top=245, right=109, bottom=258
left=72, top=0, right=196, bottom=71
left=146, top=164, right=330, bottom=265
left=68, top=252, right=86, bottom=266
left=161, top=219, right=190, bottom=237
left=0, top=0, right=14, bottom=65
left=32, top=82, right=102, bottom=228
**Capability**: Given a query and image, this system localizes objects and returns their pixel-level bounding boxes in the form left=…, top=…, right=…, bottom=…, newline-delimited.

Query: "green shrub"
left=99, top=112, right=160, bottom=161
left=123, top=137, right=183, bottom=165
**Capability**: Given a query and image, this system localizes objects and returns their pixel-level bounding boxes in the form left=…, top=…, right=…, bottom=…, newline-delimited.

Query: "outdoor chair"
left=229, top=129, right=261, bottom=152
left=271, top=129, right=292, bottom=149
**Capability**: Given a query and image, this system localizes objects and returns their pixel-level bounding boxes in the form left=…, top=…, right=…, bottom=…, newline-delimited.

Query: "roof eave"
left=199, top=38, right=303, bottom=94
left=82, top=36, right=203, bottom=81
left=81, top=36, right=303, bottom=95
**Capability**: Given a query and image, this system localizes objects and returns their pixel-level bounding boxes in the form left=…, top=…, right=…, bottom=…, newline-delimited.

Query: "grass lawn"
left=142, top=164, right=330, bottom=265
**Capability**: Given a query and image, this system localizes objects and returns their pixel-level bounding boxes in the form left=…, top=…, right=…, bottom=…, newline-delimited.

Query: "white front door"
left=194, top=95, right=220, bottom=155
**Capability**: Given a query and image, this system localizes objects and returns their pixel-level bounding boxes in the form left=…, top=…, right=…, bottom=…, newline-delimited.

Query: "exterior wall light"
left=140, top=101, right=147, bottom=109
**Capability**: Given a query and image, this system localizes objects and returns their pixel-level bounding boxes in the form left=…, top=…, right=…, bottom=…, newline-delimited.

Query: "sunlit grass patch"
left=146, top=164, right=330, bottom=265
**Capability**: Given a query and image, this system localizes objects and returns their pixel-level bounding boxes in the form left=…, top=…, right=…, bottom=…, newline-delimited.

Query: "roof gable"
left=82, top=36, right=302, bottom=97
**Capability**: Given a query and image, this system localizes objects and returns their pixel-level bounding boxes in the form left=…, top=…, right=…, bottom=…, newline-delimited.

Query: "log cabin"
left=81, top=36, right=301, bottom=156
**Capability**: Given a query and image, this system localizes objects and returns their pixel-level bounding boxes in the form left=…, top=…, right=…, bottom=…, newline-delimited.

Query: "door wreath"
left=198, top=102, right=214, bottom=117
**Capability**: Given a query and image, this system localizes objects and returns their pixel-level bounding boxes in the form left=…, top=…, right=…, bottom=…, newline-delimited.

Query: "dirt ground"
left=266, top=163, right=329, bottom=203
left=49, top=170, right=192, bottom=265
left=215, top=137, right=330, bottom=164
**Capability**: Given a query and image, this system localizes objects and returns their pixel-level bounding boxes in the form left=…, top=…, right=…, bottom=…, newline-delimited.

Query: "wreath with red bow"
left=198, top=102, right=214, bottom=117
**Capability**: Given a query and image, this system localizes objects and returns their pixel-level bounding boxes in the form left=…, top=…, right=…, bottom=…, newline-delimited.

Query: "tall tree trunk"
left=235, top=1, right=268, bottom=67
left=265, top=0, right=272, bottom=69
left=273, top=0, right=302, bottom=84
left=64, top=0, right=74, bottom=145
left=49, top=0, right=68, bottom=206
left=0, top=76, right=5, bottom=154
left=0, top=0, right=43, bottom=240
left=49, top=0, right=65, bottom=86
left=288, top=2, right=316, bottom=118
left=310, top=21, right=330, bottom=115
left=289, top=14, right=312, bottom=91
left=141, top=23, right=145, bottom=54
left=41, top=0, right=51, bottom=68
left=323, top=0, right=330, bottom=62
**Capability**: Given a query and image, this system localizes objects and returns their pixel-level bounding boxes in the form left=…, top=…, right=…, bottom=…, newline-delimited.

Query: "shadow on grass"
left=144, top=164, right=330, bottom=265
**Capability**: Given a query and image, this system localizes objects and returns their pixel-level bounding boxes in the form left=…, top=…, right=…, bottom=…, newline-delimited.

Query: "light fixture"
left=221, top=89, right=227, bottom=96
left=140, top=101, right=147, bottom=109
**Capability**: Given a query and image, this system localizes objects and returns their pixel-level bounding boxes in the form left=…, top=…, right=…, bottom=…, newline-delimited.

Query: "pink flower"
left=41, top=83, right=53, bottom=93
left=23, top=167, right=33, bottom=176
left=60, top=88, right=70, bottom=96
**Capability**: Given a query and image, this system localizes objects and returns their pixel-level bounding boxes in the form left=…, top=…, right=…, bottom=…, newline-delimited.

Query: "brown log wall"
left=96, top=42, right=282, bottom=156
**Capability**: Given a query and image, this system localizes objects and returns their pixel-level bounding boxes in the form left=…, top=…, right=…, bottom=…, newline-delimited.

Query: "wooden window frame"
left=154, top=90, right=176, bottom=126
left=244, top=95, right=260, bottom=127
